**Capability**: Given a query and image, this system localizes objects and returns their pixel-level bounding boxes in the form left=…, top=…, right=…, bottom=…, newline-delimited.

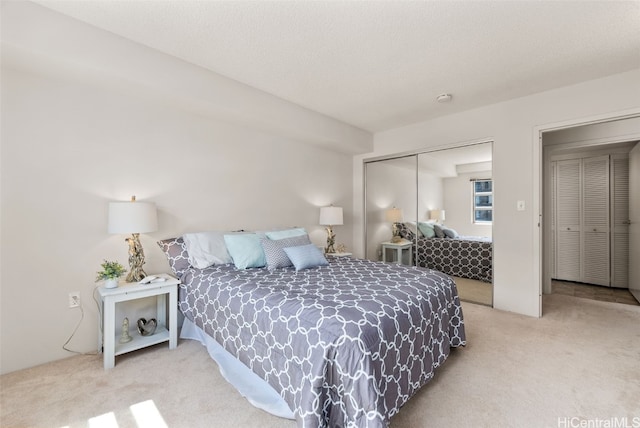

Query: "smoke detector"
left=436, top=93, right=452, bottom=103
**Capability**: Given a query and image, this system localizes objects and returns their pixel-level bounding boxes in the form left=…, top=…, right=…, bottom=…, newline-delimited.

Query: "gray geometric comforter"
left=178, top=257, right=466, bottom=428
left=415, top=237, right=493, bottom=283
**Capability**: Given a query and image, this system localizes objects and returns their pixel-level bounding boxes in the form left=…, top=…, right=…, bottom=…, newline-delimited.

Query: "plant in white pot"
left=96, top=260, right=126, bottom=289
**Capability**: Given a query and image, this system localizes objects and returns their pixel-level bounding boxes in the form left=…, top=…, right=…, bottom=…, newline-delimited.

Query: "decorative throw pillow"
left=403, top=222, right=422, bottom=238
left=182, top=231, right=232, bottom=268
left=157, top=237, right=190, bottom=277
left=261, top=234, right=312, bottom=270
left=283, top=244, right=329, bottom=271
left=264, top=228, right=307, bottom=240
left=417, top=222, right=436, bottom=238
left=224, top=233, right=267, bottom=269
left=442, top=226, right=459, bottom=239
left=433, top=224, right=446, bottom=238
left=396, top=222, right=415, bottom=241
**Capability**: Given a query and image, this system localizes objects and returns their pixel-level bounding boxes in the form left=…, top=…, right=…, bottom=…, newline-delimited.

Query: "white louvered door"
left=582, top=156, right=610, bottom=286
left=555, top=159, right=582, bottom=282
left=611, top=154, right=629, bottom=288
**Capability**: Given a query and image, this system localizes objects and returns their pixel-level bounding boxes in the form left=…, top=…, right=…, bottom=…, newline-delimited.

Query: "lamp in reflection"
left=385, top=207, right=404, bottom=243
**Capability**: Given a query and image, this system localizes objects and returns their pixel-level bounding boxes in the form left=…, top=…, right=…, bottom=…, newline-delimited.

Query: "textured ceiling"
left=34, top=1, right=640, bottom=132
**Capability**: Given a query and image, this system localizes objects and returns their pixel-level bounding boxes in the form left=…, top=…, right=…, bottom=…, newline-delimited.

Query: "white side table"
left=98, top=273, right=179, bottom=369
left=381, top=241, right=413, bottom=266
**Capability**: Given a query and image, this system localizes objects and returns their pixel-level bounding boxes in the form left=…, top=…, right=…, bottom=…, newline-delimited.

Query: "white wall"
left=354, top=69, right=640, bottom=317
left=0, top=65, right=358, bottom=374
left=443, top=171, right=493, bottom=238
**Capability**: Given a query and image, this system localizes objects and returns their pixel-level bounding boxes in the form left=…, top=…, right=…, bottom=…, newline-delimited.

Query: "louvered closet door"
left=556, top=159, right=582, bottom=282
left=611, top=155, right=629, bottom=288
left=582, top=155, right=610, bottom=286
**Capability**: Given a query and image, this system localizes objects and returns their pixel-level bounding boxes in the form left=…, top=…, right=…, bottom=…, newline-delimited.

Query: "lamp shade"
left=385, top=207, right=404, bottom=223
left=429, top=209, right=446, bottom=222
left=319, top=206, right=343, bottom=226
left=108, top=201, right=158, bottom=234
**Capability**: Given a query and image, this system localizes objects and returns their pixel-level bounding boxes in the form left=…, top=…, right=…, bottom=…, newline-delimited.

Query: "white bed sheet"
left=180, top=318, right=295, bottom=420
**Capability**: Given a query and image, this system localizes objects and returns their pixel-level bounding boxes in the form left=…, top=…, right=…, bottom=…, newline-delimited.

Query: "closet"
left=551, top=154, right=629, bottom=288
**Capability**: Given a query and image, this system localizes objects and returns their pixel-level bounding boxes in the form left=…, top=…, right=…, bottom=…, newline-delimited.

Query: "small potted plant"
left=96, top=260, right=127, bottom=289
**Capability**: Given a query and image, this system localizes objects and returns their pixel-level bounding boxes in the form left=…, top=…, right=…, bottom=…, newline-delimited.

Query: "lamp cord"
left=61, top=285, right=102, bottom=356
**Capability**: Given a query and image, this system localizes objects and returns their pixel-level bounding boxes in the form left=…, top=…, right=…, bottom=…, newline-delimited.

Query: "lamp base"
left=125, top=233, right=147, bottom=282
left=324, top=225, right=336, bottom=254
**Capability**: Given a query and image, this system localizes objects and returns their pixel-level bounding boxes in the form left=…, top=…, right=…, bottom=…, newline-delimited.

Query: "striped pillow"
left=261, top=235, right=311, bottom=270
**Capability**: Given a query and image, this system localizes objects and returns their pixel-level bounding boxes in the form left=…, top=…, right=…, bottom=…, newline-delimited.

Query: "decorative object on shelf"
left=136, top=318, right=157, bottom=336
left=95, top=260, right=126, bottom=289
left=108, top=195, right=158, bottom=282
left=429, top=209, right=446, bottom=224
left=336, top=243, right=347, bottom=254
left=319, top=205, right=343, bottom=254
left=119, top=317, right=133, bottom=343
left=385, top=207, right=404, bottom=243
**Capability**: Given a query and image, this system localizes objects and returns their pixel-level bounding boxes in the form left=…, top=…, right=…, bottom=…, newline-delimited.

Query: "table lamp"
left=429, top=209, right=446, bottom=224
left=385, top=207, right=404, bottom=243
left=319, top=205, right=343, bottom=254
left=108, top=196, right=158, bottom=282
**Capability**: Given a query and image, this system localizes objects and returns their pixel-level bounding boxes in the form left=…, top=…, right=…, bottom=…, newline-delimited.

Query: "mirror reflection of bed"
left=364, top=142, right=493, bottom=306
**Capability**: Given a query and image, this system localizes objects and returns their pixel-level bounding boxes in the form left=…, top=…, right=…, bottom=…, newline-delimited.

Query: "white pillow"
left=182, top=231, right=232, bottom=268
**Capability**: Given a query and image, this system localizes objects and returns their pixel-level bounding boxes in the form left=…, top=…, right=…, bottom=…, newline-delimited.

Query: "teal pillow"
left=283, top=244, right=328, bottom=271
left=418, top=222, right=436, bottom=238
left=223, top=234, right=266, bottom=269
left=264, top=228, right=307, bottom=240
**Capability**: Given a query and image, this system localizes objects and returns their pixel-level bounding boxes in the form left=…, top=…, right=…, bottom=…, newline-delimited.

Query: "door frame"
left=533, top=108, right=640, bottom=316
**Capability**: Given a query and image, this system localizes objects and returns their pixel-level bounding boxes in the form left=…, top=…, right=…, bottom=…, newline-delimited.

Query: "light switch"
left=517, top=200, right=525, bottom=211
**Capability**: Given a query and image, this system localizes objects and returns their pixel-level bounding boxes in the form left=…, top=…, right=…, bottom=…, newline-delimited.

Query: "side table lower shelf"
left=114, top=326, right=170, bottom=356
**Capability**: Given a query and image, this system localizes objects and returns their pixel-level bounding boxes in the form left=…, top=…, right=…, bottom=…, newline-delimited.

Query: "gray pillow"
left=261, top=234, right=311, bottom=270
left=434, top=224, right=445, bottom=238
left=442, top=226, right=459, bottom=238
left=157, top=237, right=190, bottom=277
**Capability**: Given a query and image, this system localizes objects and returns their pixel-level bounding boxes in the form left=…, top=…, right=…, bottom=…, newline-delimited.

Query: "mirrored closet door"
left=364, top=156, right=418, bottom=263
left=365, top=142, right=494, bottom=306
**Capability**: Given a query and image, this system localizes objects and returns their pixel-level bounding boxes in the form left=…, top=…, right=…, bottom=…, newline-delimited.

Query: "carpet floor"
left=2, top=294, right=639, bottom=428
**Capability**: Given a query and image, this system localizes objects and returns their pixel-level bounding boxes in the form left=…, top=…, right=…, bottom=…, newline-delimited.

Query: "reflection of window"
left=473, top=179, right=493, bottom=223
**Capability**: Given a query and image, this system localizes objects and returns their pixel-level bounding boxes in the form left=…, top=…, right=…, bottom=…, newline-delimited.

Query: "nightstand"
left=381, top=241, right=413, bottom=266
left=97, top=273, right=179, bottom=369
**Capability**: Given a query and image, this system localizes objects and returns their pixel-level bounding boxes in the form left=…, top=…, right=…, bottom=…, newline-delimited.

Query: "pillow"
left=441, top=226, right=459, bottom=239
left=157, top=237, right=190, bottom=277
left=396, top=222, right=415, bottom=241
left=433, top=224, right=446, bottom=238
left=417, top=222, right=436, bottom=238
left=403, top=222, right=421, bottom=238
left=264, top=228, right=307, bottom=240
left=182, top=231, right=232, bottom=268
left=261, top=234, right=311, bottom=270
left=283, top=244, right=329, bottom=271
left=223, top=233, right=266, bottom=269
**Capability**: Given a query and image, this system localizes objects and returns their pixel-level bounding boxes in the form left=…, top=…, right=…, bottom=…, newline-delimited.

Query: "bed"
left=158, top=234, right=466, bottom=428
left=398, top=223, right=493, bottom=283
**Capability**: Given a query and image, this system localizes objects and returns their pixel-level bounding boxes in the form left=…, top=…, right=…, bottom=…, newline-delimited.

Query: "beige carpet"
left=2, top=294, right=639, bottom=428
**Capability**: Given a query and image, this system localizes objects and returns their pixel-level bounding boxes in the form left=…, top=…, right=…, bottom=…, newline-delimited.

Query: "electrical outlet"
left=68, top=292, right=80, bottom=308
